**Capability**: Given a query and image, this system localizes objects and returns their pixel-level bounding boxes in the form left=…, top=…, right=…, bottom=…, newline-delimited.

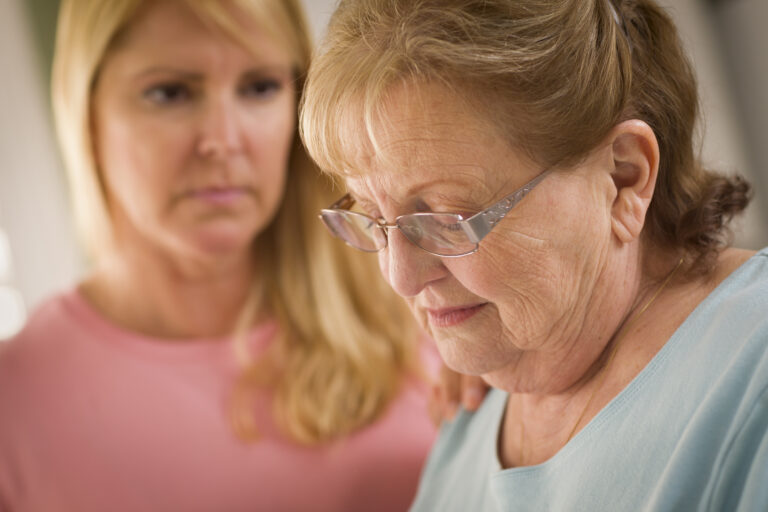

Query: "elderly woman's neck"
left=80, top=243, right=258, bottom=340
left=495, top=245, right=746, bottom=468
left=484, top=243, right=668, bottom=393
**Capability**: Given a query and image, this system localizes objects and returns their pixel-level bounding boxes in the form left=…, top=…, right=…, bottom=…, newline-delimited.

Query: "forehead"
left=345, top=82, right=534, bottom=203
left=109, top=0, right=293, bottom=69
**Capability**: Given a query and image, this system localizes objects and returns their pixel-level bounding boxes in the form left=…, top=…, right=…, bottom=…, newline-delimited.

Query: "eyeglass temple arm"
left=460, top=171, right=550, bottom=244
left=328, top=193, right=355, bottom=210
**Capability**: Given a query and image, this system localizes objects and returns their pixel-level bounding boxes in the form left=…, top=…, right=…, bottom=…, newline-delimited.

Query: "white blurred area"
left=0, top=0, right=766, bottom=340
left=0, top=0, right=81, bottom=340
left=0, top=229, right=25, bottom=339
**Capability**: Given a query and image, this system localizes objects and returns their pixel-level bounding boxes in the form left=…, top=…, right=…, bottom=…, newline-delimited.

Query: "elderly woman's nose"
left=382, top=230, right=445, bottom=297
left=196, top=97, right=245, bottom=158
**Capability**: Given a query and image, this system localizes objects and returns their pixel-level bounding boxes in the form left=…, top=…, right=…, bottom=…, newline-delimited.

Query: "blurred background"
left=0, top=0, right=766, bottom=340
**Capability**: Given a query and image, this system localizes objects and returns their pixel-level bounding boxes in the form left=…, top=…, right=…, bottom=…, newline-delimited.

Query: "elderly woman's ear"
left=607, top=120, right=660, bottom=244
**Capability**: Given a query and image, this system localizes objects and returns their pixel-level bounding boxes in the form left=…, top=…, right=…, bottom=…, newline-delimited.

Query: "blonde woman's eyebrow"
left=241, top=65, right=294, bottom=79
left=133, top=65, right=292, bottom=81
left=133, top=67, right=205, bottom=81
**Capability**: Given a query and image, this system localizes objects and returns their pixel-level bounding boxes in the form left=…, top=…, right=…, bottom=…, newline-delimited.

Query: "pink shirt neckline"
left=61, top=287, right=277, bottom=363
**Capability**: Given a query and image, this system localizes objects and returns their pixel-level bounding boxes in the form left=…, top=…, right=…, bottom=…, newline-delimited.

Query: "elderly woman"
left=301, top=0, right=768, bottom=510
left=0, top=0, right=463, bottom=510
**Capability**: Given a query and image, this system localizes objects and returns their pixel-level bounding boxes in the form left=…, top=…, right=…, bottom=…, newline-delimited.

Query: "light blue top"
left=411, top=249, right=768, bottom=512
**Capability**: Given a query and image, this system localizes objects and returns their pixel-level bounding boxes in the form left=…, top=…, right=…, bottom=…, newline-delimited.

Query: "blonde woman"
left=0, top=1, right=473, bottom=510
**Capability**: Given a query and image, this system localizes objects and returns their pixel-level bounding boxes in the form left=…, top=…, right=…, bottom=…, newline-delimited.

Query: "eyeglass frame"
left=319, top=169, right=551, bottom=257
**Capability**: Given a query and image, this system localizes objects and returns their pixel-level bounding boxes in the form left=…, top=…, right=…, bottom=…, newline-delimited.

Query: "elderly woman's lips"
left=426, top=304, right=486, bottom=328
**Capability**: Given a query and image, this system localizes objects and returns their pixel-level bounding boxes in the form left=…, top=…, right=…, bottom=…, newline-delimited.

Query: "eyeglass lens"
left=321, top=210, right=478, bottom=256
left=320, top=210, right=385, bottom=252
left=397, top=214, right=476, bottom=255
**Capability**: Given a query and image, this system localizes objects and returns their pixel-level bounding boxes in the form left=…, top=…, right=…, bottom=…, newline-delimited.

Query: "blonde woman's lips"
left=187, top=186, right=252, bottom=206
left=426, top=303, right=486, bottom=328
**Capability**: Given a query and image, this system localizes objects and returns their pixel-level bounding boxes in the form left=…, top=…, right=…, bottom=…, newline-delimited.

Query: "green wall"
left=22, top=0, right=61, bottom=86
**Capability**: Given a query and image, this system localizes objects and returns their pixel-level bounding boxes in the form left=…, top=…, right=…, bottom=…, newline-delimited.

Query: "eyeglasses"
left=319, top=170, right=550, bottom=257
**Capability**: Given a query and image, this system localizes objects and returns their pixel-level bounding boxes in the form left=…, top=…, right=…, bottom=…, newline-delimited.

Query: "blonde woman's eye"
left=241, top=78, right=282, bottom=99
left=143, top=83, right=191, bottom=105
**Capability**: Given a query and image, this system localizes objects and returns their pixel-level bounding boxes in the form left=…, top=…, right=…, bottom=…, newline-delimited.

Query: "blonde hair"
left=53, top=0, right=416, bottom=444
left=301, top=0, right=751, bottom=273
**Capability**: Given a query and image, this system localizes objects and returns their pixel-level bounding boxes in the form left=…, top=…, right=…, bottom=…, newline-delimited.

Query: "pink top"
left=0, top=290, right=437, bottom=512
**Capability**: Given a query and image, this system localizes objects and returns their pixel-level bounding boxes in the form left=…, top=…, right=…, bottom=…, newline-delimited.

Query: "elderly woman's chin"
left=428, top=325, right=512, bottom=377
left=411, top=301, right=507, bottom=375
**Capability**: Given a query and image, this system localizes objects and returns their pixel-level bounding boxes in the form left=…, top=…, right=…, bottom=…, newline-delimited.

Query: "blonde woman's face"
left=92, top=0, right=296, bottom=260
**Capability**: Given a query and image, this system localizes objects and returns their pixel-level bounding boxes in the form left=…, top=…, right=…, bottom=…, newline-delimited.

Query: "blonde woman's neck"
left=80, top=241, right=257, bottom=340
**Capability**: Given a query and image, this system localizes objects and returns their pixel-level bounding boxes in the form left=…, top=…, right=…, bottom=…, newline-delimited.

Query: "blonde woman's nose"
left=196, top=97, right=245, bottom=158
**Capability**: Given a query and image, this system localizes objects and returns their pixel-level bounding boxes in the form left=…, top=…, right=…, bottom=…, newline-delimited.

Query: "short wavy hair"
left=301, top=0, right=751, bottom=273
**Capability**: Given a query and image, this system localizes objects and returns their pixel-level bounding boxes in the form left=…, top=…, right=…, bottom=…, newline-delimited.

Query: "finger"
left=439, top=370, right=461, bottom=421
left=427, top=384, right=443, bottom=426
left=460, top=374, right=488, bottom=411
left=439, top=364, right=461, bottom=399
left=443, top=398, right=459, bottom=422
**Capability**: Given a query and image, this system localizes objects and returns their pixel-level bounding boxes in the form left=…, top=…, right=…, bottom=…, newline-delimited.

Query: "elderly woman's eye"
left=354, top=200, right=381, bottom=219
left=363, top=207, right=382, bottom=219
left=443, top=221, right=465, bottom=232
left=425, top=215, right=464, bottom=232
left=414, top=200, right=433, bottom=213
left=143, top=83, right=191, bottom=105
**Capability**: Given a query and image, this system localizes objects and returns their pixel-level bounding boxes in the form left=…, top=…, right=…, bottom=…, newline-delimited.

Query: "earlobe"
left=608, top=120, right=659, bottom=244
left=611, top=192, right=645, bottom=243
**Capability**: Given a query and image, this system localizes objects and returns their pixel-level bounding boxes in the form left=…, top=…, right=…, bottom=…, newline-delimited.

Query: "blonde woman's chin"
left=163, top=217, right=266, bottom=265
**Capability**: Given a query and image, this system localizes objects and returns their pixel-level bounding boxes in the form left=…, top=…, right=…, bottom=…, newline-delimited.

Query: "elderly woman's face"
left=345, top=84, right=617, bottom=383
left=92, top=0, right=296, bottom=259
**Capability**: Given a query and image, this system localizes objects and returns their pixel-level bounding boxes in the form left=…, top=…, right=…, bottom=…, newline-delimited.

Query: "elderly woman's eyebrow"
left=410, top=171, right=499, bottom=202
